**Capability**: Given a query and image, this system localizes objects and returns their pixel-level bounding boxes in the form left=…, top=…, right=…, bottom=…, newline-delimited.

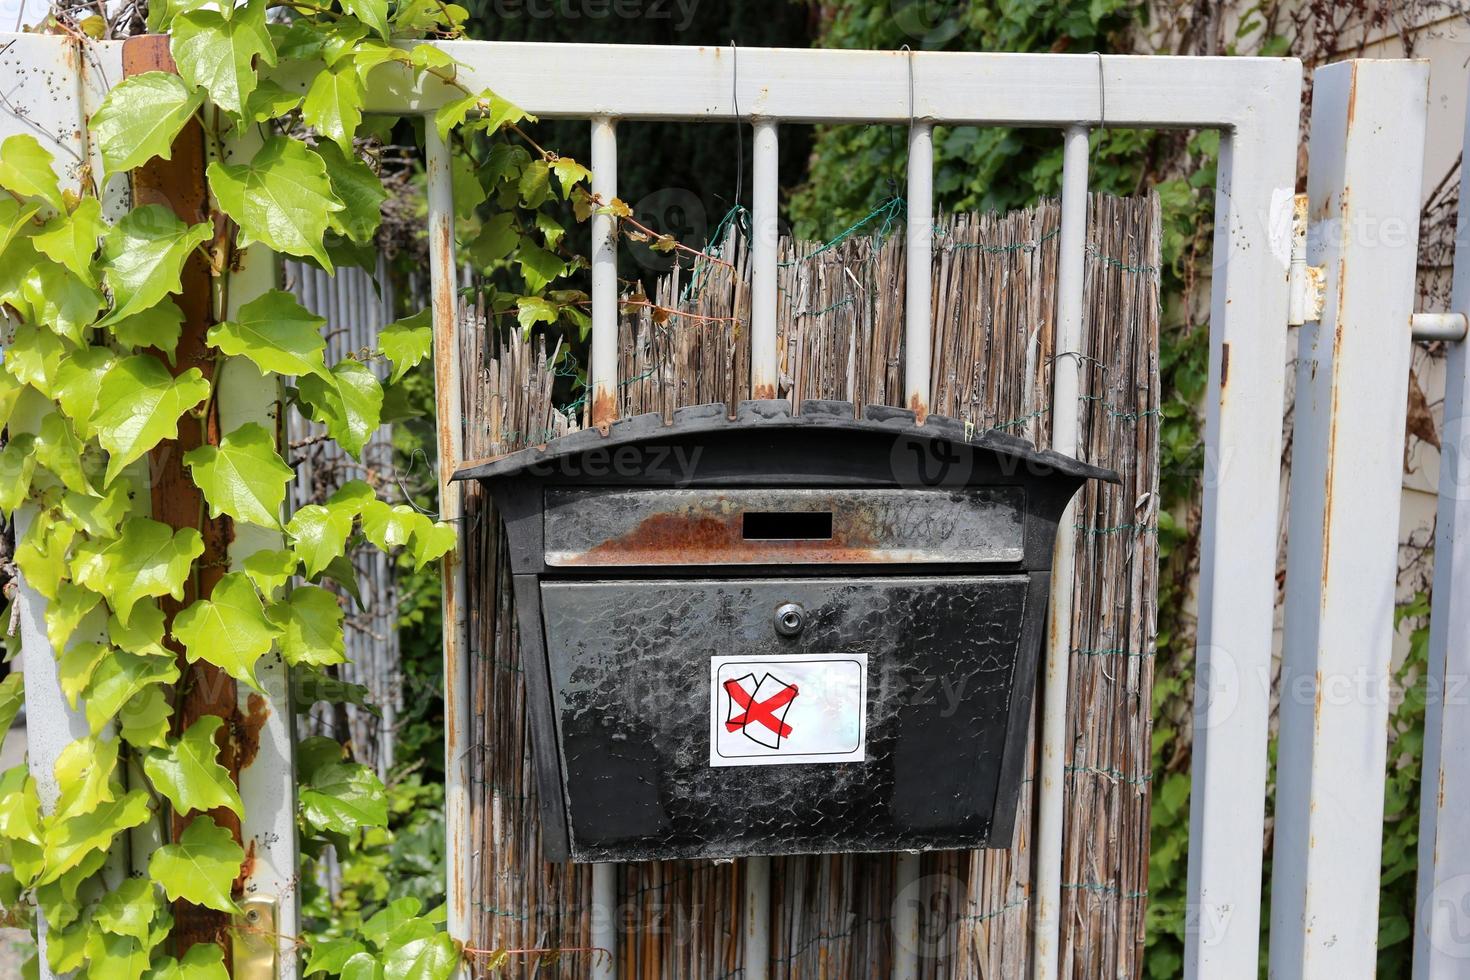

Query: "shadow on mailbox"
left=454, top=398, right=1118, bottom=863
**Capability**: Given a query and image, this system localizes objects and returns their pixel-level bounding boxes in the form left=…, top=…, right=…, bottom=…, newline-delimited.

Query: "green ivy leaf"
left=316, top=141, right=387, bottom=245
left=0, top=135, right=63, bottom=212
left=340, top=0, right=389, bottom=38
left=0, top=435, right=35, bottom=514
left=267, top=585, right=345, bottom=667
left=145, top=944, right=231, bottom=980
left=296, top=359, right=383, bottom=459
left=551, top=156, right=591, bottom=199
left=90, top=72, right=205, bottom=176
left=301, top=762, right=387, bottom=833
left=54, top=347, right=117, bottom=439
left=84, top=651, right=179, bottom=736
left=409, top=519, right=457, bottom=571
left=95, top=877, right=160, bottom=940
left=378, top=309, right=432, bottom=384
left=342, top=952, right=385, bottom=980
left=287, top=504, right=355, bottom=578
left=98, top=205, right=212, bottom=329
left=171, top=572, right=281, bottom=689
left=43, top=790, right=151, bottom=886
left=361, top=897, right=422, bottom=947
left=242, top=548, right=298, bottom=599
left=32, top=196, right=104, bottom=284
left=206, top=289, right=328, bottom=379
left=144, top=715, right=244, bottom=818
left=108, top=300, right=186, bottom=360
left=243, top=79, right=303, bottom=123
left=306, top=937, right=369, bottom=976
left=21, top=263, right=103, bottom=346
left=120, top=683, right=174, bottom=750
left=44, top=581, right=100, bottom=652
left=185, top=422, right=293, bottom=529
left=207, top=136, right=344, bottom=270
left=434, top=88, right=530, bottom=142
left=516, top=241, right=564, bottom=293
left=58, top=641, right=109, bottom=710
left=303, top=62, right=365, bottom=152
left=53, top=734, right=118, bottom=819
left=0, top=675, right=24, bottom=761
left=15, top=506, right=76, bottom=599
left=381, top=932, right=458, bottom=980
left=148, top=815, right=243, bottom=913
left=94, top=355, right=211, bottom=486
left=360, top=500, right=417, bottom=551
left=110, top=603, right=169, bottom=656
left=84, top=925, right=152, bottom=980
left=3, top=322, right=68, bottom=397
left=72, top=517, right=204, bottom=626
left=171, top=0, right=276, bottom=116
left=35, top=411, right=95, bottom=496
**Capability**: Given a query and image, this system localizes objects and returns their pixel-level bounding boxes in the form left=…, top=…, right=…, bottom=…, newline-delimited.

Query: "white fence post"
left=1181, top=66, right=1302, bottom=980
left=1414, top=70, right=1470, bottom=980
left=1271, top=59, right=1429, bottom=978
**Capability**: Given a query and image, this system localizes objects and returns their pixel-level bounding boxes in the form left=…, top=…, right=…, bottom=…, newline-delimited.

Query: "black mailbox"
left=453, top=399, right=1116, bottom=863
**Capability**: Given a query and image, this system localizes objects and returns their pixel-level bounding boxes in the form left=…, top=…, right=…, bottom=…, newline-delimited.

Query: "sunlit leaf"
left=83, top=651, right=178, bottom=736
left=185, top=422, right=293, bottom=529
left=296, top=359, right=383, bottom=459
left=32, top=196, right=104, bottom=283
left=207, top=289, right=328, bottom=379
left=267, top=585, right=344, bottom=667
left=71, top=517, right=204, bottom=626
left=98, top=205, right=212, bottom=329
left=207, top=136, right=343, bottom=270
left=90, top=73, right=204, bottom=176
left=144, top=715, right=244, bottom=817
left=148, top=815, right=242, bottom=913
left=171, top=0, right=276, bottom=116
left=94, top=355, right=210, bottom=485
left=171, top=572, right=280, bottom=689
left=0, top=134, right=63, bottom=212
left=302, top=61, right=365, bottom=152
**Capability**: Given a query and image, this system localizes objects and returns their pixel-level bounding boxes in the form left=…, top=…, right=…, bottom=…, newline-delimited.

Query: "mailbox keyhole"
left=774, top=602, right=807, bottom=637
left=743, top=511, right=833, bottom=540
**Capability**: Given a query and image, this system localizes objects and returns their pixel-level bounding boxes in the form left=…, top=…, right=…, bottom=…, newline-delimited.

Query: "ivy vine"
left=0, top=0, right=594, bottom=975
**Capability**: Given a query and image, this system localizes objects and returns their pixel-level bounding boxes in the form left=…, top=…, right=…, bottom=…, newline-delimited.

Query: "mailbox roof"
left=452, top=399, right=1119, bottom=485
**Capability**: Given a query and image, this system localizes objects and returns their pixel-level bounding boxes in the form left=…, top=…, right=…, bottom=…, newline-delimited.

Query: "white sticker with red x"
left=709, top=654, right=868, bottom=767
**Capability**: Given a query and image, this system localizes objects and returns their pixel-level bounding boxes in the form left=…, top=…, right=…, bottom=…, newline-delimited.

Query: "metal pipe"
left=1411, top=312, right=1469, bottom=342
left=751, top=119, right=780, bottom=400
left=590, top=116, right=619, bottom=430
left=1032, top=123, right=1090, bottom=980
left=425, top=124, right=472, bottom=969
left=744, top=856, right=771, bottom=980
left=892, top=852, right=921, bottom=980
left=591, top=863, right=617, bottom=980
left=905, top=122, right=934, bottom=421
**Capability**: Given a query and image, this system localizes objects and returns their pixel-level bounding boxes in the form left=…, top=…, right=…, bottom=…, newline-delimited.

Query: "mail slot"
left=454, top=399, right=1116, bottom=862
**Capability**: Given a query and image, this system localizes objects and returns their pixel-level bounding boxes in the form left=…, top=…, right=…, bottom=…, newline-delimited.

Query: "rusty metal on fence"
left=458, top=194, right=1160, bottom=978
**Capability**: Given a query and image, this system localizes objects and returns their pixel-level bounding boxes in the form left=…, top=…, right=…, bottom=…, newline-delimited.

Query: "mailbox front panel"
left=539, top=575, right=1040, bottom=862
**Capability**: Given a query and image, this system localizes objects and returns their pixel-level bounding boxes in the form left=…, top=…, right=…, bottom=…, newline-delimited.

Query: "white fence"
left=5, top=32, right=1470, bottom=980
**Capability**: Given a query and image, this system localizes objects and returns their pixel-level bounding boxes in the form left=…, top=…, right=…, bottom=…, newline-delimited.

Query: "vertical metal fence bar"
left=744, top=856, right=771, bottom=980
left=1414, top=76, right=1470, bottom=978
left=904, top=122, right=934, bottom=420
left=1032, top=123, right=1089, bottom=980
left=426, top=124, right=472, bottom=968
left=1184, top=66, right=1303, bottom=980
left=591, top=115, right=619, bottom=429
left=1275, top=59, right=1422, bottom=975
left=751, top=118, right=780, bottom=400
left=1271, top=59, right=1428, bottom=978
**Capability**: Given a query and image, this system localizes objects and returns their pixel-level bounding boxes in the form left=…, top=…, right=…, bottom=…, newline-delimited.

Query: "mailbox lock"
left=774, top=602, right=807, bottom=637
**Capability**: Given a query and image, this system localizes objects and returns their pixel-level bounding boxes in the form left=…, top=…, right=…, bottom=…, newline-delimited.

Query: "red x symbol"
left=724, top=677, right=798, bottom=738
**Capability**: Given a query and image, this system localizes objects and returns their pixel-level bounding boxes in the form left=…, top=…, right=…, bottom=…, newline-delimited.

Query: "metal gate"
left=3, top=31, right=1466, bottom=980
